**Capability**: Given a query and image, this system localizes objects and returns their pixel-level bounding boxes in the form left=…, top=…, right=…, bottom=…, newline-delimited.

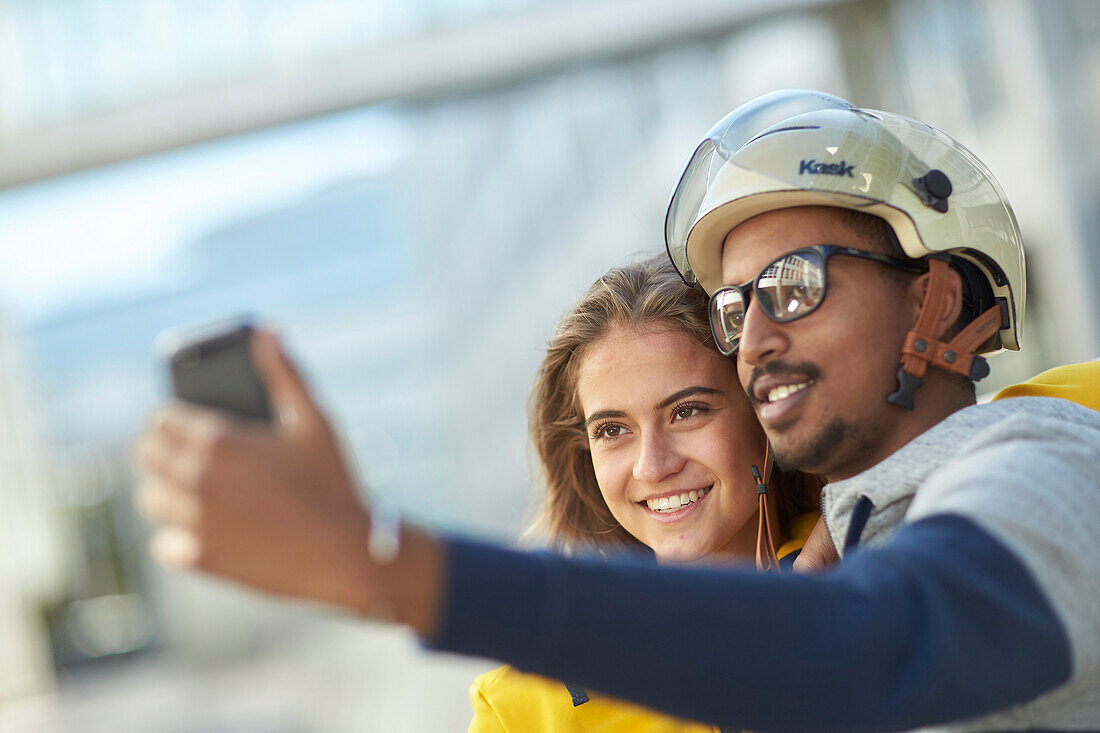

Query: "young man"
left=136, top=91, right=1100, bottom=731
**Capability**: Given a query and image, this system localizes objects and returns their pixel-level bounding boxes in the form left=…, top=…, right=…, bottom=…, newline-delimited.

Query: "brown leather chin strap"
left=886, top=258, right=1004, bottom=410
left=754, top=442, right=781, bottom=572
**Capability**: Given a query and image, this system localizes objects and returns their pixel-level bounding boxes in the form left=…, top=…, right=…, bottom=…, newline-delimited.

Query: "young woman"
left=467, top=255, right=820, bottom=732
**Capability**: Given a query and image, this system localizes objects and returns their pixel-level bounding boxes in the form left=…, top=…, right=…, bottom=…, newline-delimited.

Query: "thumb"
left=250, top=329, right=321, bottom=432
left=792, top=516, right=839, bottom=574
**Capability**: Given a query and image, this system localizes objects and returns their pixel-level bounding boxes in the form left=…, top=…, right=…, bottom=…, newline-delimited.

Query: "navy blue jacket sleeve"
left=428, top=514, right=1070, bottom=733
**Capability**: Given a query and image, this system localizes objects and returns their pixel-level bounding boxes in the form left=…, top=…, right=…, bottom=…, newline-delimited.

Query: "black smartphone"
left=159, top=320, right=274, bottom=424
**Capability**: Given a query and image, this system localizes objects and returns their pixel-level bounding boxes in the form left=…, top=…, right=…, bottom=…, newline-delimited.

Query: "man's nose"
left=632, top=430, right=686, bottom=484
left=737, top=296, right=790, bottom=367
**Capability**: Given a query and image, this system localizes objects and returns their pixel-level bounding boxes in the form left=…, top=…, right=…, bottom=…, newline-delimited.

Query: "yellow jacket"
left=467, top=513, right=819, bottom=733
left=468, top=666, right=718, bottom=733
left=992, top=360, right=1100, bottom=411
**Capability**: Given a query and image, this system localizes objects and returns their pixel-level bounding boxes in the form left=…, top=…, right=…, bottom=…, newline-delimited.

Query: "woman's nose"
left=632, top=431, right=685, bottom=483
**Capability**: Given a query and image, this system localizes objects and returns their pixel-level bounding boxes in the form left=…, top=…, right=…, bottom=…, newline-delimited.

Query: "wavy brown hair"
left=528, top=255, right=814, bottom=553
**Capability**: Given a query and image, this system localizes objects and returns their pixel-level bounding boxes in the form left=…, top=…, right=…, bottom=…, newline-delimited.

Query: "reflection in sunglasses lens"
left=759, top=253, right=824, bottom=322
left=712, top=289, right=744, bottom=352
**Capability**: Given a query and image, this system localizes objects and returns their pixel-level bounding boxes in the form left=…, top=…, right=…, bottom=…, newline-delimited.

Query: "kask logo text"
left=799, top=159, right=855, bottom=177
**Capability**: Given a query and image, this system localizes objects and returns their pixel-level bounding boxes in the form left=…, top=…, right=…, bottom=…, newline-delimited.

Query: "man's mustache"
left=745, top=361, right=821, bottom=406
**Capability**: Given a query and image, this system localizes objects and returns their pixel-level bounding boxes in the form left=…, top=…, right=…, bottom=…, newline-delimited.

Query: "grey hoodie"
left=824, top=396, right=1100, bottom=731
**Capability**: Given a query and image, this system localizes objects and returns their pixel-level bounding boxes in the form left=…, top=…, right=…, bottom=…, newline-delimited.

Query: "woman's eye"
left=592, top=423, right=624, bottom=440
left=673, top=404, right=702, bottom=420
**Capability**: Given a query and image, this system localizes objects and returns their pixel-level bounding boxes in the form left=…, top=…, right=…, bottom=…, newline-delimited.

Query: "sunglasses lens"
left=755, top=251, right=825, bottom=322
left=710, top=288, right=746, bottom=354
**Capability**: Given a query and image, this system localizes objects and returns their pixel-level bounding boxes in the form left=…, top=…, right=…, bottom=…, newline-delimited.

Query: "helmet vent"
left=912, top=169, right=953, bottom=213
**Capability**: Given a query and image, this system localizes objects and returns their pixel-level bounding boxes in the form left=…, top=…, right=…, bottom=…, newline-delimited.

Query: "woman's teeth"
left=646, top=487, right=709, bottom=513
left=767, top=381, right=811, bottom=403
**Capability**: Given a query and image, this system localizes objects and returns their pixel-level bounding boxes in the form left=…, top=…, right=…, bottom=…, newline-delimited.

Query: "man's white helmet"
left=665, top=89, right=1024, bottom=353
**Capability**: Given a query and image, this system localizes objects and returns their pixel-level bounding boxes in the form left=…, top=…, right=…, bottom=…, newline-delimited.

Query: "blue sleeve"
left=428, top=514, right=1070, bottom=733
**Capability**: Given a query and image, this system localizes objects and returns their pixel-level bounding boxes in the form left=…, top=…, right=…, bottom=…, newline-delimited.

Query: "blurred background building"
left=0, top=0, right=1097, bottom=730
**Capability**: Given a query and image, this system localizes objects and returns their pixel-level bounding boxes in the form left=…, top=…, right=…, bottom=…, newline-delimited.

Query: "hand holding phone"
left=139, top=327, right=428, bottom=627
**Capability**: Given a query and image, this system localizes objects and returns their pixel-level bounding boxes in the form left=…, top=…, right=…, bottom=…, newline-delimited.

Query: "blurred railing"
left=0, top=0, right=837, bottom=187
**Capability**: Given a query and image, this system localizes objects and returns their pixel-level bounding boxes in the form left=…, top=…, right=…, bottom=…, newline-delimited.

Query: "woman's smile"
left=640, top=485, right=713, bottom=523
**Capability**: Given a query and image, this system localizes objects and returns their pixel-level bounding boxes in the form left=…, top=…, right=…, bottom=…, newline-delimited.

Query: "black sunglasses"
left=709, top=245, right=927, bottom=355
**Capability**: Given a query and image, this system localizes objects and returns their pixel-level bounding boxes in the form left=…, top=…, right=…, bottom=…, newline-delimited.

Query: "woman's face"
left=575, top=322, right=766, bottom=563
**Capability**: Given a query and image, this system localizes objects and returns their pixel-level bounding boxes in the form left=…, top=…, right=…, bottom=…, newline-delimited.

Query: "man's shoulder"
left=921, top=396, right=1099, bottom=498
left=944, top=394, right=1100, bottom=447
left=908, top=395, right=1100, bottom=530
left=918, top=363, right=1100, bottom=513
left=849, top=395, right=1097, bottom=504
left=968, top=357, right=1100, bottom=442
left=909, top=363, right=1100, bottom=486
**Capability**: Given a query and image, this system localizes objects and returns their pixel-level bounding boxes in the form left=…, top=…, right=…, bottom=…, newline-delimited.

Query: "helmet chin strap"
left=887, top=258, right=1005, bottom=410
left=753, top=442, right=781, bottom=572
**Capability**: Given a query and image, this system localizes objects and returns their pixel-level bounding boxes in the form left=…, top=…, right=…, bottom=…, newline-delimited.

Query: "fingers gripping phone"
left=159, top=321, right=274, bottom=424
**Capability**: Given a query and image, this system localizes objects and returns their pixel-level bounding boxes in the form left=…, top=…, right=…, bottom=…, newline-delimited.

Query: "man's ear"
left=908, top=265, right=964, bottom=340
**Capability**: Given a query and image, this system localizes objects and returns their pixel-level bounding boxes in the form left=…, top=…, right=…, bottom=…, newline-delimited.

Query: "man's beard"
left=746, top=360, right=876, bottom=475
left=770, top=417, right=866, bottom=474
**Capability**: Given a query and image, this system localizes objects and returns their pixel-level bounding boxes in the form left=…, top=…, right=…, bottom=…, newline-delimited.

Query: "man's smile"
left=756, top=379, right=815, bottom=404
left=746, top=364, right=821, bottom=429
left=746, top=363, right=821, bottom=405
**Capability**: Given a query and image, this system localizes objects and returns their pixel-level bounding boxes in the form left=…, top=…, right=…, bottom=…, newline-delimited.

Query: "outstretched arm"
left=432, top=515, right=1070, bottom=732
left=135, top=333, right=1076, bottom=732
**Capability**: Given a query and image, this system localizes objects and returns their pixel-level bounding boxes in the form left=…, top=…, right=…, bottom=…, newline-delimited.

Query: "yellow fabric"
left=776, top=510, right=818, bottom=562
left=468, top=666, right=717, bottom=732
left=992, top=361, right=1100, bottom=412
left=467, top=512, right=820, bottom=732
